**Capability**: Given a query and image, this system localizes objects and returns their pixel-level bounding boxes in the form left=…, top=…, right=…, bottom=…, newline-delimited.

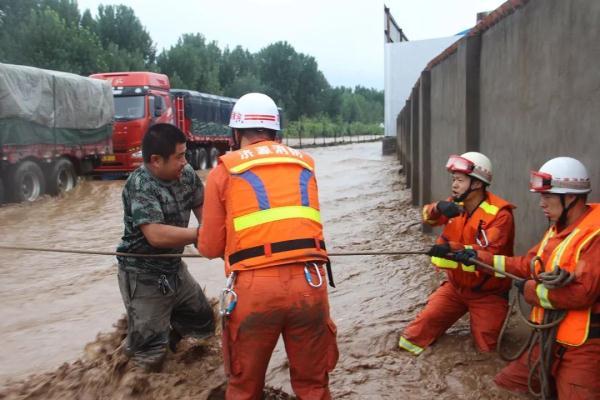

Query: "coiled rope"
left=495, top=256, right=574, bottom=399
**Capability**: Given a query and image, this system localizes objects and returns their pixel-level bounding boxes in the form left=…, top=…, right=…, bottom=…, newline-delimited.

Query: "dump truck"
left=89, top=72, right=237, bottom=173
left=0, top=63, right=114, bottom=204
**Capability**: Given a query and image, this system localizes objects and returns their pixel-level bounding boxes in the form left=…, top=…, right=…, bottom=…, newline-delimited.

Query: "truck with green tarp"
left=0, top=63, right=114, bottom=203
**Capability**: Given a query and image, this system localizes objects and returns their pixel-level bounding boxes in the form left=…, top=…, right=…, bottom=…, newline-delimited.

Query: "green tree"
left=157, top=33, right=221, bottom=93
left=0, top=4, right=106, bottom=75
left=220, top=45, right=255, bottom=90
left=92, top=4, right=155, bottom=67
left=256, top=41, right=302, bottom=118
left=223, top=74, right=267, bottom=98
left=257, top=41, right=329, bottom=120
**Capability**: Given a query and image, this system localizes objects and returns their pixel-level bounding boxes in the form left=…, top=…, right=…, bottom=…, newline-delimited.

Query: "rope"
left=469, top=258, right=525, bottom=282
left=454, top=255, right=571, bottom=399
left=493, top=257, right=573, bottom=400
left=0, top=244, right=429, bottom=258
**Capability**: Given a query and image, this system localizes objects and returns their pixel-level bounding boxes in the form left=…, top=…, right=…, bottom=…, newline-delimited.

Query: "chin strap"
left=231, top=130, right=241, bottom=151
left=557, top=194, right=578, bottom=229
left=453, top=177, right=476, bottom=202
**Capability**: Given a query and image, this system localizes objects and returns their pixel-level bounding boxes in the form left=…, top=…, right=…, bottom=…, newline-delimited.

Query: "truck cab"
left=89, top=72, right=173, bottom=173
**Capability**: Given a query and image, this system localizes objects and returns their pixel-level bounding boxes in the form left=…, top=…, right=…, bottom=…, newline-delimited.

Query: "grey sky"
left=77, top=0, right=506, bottom=90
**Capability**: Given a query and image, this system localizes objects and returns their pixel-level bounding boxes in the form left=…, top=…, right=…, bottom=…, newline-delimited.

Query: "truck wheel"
left=186, top=149, right=199, bottom=170
left=9, top=160, right=46, bottom=202
left=47, top=158, right=77, bottom=196
left=209, top=147, right=219, bottom=169
left=196, top=148, right=208, bottom=170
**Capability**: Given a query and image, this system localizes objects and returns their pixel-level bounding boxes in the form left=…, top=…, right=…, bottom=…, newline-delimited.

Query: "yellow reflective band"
left=575, top=228, right=600, bottom=263
left=422, top=206, right=435, bottom=224
left=461, top=263, right=476, bottom=272
left=233, top=206, right=321, bottom=231
left=398, top=337, right=424, bottom=355
left=460, top=246, right=476, bottom=272
left=431, top=256, right=458, bottom=269
left=230, top=157, right=313, bottom=174
left=493, top=255, right=507, bottom=277
left=537, top=229, right=555, bottom=257
left=479, top=201, right=499, bottom=216
left=550, top=228, right=580, bottom=271
left=536, top=284, right=554, bottom=309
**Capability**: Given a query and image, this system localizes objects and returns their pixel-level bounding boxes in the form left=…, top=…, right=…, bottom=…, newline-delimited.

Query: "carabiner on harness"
left=475, top=220, right=489, bottom=248
left=219, top=272, right=238, bottom=316
left=304, top=262, right=323, bottom=288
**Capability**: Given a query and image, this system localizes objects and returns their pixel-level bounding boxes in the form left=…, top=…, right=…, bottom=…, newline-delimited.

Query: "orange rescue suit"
left=487, top=204, right=600, bottom=346
left=478, top=204, right=600, bottom=398
left=218, top=141, right=329, bottom=274
left=426, top=191, right=515, bottom=295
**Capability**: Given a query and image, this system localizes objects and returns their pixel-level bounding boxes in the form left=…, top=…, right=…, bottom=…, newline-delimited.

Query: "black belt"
left=589, top=314, right=600, bottom=339
left=228, top=238, right=335, bottom=288
left=228, top=238, right=326, bottom=265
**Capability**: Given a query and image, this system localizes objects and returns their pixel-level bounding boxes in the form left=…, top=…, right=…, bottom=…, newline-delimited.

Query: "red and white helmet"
left=229, top=92, right=280, bottom=131
left=445, top=152, right=493, bottom=184
left=529, top=157, right=591, bottom=194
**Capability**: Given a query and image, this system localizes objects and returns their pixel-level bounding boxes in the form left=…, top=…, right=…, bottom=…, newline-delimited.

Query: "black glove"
left=436, top=201, right=463, bottom=218
left=514, top=279, right=527, bottom=295
left=453, top=249, right=477, bottom=266
left=427, top=243, right=451, bottom=258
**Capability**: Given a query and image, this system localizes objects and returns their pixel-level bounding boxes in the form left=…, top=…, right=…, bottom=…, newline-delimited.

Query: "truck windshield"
left=114, top=96, right=145, bottom=121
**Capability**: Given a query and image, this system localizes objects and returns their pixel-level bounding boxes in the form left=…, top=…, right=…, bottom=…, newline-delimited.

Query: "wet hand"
left=453, top=249, right=477, bottom=266
left=436, top=201, right=463, bottom=218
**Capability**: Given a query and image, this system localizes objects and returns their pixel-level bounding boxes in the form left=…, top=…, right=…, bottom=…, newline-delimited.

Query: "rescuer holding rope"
left=398, top=152, right=516, bottom=355
left=451, top=157, right=600, bottom=399
left=198, top=93, right=338, bottom=399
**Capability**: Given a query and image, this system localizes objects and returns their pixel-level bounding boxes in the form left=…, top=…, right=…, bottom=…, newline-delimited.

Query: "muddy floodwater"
left=0, top=142, right=527, bottom=399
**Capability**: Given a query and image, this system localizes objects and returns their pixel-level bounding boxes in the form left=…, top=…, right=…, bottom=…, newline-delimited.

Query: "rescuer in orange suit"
left=197, top=92, right=338, bottom=399
left=398, top=152, right=515, bottom=356
left=452, top=157, right=600, bottom=399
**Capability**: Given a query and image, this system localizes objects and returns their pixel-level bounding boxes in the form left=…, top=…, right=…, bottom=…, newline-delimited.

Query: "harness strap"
left=229, top=238, right=326, bottom=265
left=326, top=259, right=335, bottom=288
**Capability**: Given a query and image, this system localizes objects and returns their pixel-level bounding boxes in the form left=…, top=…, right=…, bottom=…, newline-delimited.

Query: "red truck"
left=0, top=63, right=114, bottom=204
left=90, top=71, right=237, bottom=173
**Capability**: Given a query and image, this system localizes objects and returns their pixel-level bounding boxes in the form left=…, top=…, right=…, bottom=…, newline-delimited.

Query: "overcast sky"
left=76, top=0, right=506, bottom=90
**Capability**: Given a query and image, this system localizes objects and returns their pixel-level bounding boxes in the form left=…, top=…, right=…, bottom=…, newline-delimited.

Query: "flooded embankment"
left=0, top=142, right=527, bottom=399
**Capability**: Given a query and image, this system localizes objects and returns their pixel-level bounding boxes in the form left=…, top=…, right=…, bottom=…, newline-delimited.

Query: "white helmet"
left=229, top=92, right=280, bottom=131
left=446, top=151, right=493, bottom=184
left=530, top=157, right=591, bottom=194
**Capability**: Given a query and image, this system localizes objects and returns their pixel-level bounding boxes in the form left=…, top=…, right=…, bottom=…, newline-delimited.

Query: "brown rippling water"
left=0, top=142, right=527, bottom=399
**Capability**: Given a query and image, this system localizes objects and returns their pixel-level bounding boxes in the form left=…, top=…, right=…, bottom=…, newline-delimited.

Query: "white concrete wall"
left=384, top=36, right=459, bottom=136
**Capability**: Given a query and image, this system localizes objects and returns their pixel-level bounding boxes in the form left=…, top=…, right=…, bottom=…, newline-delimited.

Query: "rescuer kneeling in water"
left=451, top=157, right=600, bottom=399
left=198, top=93, right=338, bottom=399
left=398, top=152, right=515, bottom=355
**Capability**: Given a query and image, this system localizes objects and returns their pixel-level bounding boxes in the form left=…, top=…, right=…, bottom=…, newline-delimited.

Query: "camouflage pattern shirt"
left=117, top=164, right=203, bottom=273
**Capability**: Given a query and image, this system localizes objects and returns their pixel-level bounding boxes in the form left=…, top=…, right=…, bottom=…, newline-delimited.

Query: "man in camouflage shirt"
left=117, top=123, right=214, bottom=372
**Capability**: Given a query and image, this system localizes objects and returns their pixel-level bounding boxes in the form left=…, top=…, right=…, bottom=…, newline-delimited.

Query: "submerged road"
left=0, top=142, right=525, bottom=398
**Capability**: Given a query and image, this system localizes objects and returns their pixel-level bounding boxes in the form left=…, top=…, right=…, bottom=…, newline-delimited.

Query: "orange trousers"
left=401, top=281, right=508, bottom=353
left=494, top=339, right=600, bottom=399
left=223, top=264, right=338, bottom=400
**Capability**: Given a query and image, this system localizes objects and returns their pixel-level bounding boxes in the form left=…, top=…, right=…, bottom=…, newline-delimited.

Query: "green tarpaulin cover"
left=0, top=63, right=114, bottom=146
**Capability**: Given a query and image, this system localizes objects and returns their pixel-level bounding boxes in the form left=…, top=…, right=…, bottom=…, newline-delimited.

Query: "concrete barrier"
left=396, top=0, right=600, bottom=252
